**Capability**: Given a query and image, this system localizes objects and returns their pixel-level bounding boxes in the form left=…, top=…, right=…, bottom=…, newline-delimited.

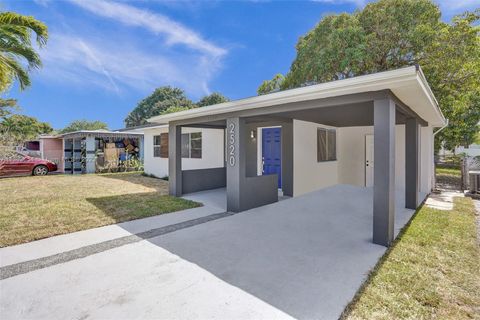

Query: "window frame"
left=153, top=133, right=169, bottom=158
left=317, top=128, right=337, bottom=162
left=181, top=132, right=202, bottom=159
left=153, top=135, right=161, bottom=158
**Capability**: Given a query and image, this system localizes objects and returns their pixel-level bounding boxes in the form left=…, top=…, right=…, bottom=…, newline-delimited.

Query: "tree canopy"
left=0, top=11, right=48, bottom=92
left=125, top=87, right=194, bottom=127
left=59, top=119, right=108, bottom=134
left=0, top=98, right=19, bottom=119
left=125, top=87, right=229, bottom=127
left=258, top=0, right=479, bottom=151
left=196, top=92, right=229, bottom=107
left=257, top=74, right=285, bottom=95
left=0, top=114, right=52, bottom=144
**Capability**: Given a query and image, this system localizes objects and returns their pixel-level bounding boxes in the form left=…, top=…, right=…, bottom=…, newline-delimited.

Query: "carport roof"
left=148, top=66, right=446, bottom=127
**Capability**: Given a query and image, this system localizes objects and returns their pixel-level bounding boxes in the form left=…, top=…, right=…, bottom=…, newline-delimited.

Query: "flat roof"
left=55, top=130, right=143, bottom=139
left=148, top=66, right=446, bottom=127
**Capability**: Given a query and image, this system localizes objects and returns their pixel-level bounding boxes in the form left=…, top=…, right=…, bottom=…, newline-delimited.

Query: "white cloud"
left=40, top=33, right=221, bottom=97
left=37, top=0, right=228, bottom=97
left=70, top=0, right=226, bottom=58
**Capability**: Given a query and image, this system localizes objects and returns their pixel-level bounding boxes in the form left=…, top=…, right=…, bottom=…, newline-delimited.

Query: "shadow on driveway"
left=131, top=185, right=416, bottom=320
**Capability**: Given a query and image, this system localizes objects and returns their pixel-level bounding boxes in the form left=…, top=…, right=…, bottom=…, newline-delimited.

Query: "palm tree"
left=0, top=11, right=48, bottom=92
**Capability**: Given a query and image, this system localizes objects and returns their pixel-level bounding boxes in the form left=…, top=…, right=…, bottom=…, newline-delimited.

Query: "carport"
left=148, top=66, right=446, bottom=247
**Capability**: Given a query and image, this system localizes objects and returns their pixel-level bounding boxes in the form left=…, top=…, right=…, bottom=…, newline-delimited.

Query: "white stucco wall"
left=337, top=125, right=434, bottom=195
left=143, top=127, right=224, bottom=178
left=337, top=125, right=406, bottom=190
left=420, top=126, right=433, bottom=193
left=293, top=120, right=339, bottom=196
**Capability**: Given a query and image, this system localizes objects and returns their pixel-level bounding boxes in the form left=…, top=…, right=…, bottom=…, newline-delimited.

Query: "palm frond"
left=0, top=40, right=42, bottom=69
left=1, top=54, right=31, bottom=90
left=0, top=11, right=48, bottom=91
left=0, top=12, right=48, bottom=47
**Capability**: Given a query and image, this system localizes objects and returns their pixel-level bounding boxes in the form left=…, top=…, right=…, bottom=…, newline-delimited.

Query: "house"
left=38, top=135, right=64, bottom=172
left=147, top=66, right=446, bottom=247
left=126, top=124, right=224, bottom=179
left=39, top=130, right=144, bottom=174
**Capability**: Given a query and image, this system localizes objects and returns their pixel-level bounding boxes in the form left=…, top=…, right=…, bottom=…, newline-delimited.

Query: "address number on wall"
left=228, top=122, right=236, bottom=166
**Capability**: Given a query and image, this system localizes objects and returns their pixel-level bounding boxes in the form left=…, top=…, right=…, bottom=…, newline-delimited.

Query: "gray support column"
left=405, top=118, right=420, bottom=209
left=226, top=117, right=246, bottom=212
left=373, top=98, right=396, bottom=246
left=85, top=135, right=96, bottom=174
left=281, top=120, right=294, bottom=197
left=168, top=124, right=182, bottom=196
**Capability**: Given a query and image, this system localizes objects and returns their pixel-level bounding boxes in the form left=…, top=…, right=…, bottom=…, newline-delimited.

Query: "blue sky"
left=2, top=0, right=478, bottom=130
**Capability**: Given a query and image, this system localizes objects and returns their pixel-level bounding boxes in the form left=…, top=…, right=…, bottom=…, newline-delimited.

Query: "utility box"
left=469, top=171, right=480, bottom=193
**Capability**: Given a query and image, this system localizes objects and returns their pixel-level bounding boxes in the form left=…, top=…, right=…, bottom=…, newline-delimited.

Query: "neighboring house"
left=39, top=130, right=144, bottom=174
left=147, top=66, right=446, bottom=247
left=39, top=135, right=64, bottom=172
left=454, top=144, right=480, bottom=157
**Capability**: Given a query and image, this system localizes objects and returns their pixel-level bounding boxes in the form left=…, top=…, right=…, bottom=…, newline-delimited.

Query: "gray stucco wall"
left=182, top=167, right=226, bottom=194
left=241, top=174, right=279, bottom=211
left=226, top=117, right=279, bottom=212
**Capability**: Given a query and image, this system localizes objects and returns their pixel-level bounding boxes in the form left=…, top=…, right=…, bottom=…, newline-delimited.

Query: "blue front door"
left=262, top=127, right=282, bottom=188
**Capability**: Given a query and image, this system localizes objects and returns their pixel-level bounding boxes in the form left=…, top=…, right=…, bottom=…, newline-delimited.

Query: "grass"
left=0, top=172, right=200, bottom=247
left=343, top=197, right=480, bottom=320
left=436, top=167, right=462, bottom=177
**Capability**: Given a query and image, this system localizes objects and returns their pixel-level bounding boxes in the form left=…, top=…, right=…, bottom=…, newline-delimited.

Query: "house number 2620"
left=228, top=123, right=236, bottom=166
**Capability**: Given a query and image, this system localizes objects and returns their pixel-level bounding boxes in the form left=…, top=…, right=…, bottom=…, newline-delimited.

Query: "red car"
left=0, top=152, right=58, bottom=177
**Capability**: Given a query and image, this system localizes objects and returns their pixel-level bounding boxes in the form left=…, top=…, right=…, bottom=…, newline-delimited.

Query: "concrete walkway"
left=1, top=185, right=423, bottom=320
left=0, top=199, right=223, bottom=268
left=425, top=190, right=464, bottom=211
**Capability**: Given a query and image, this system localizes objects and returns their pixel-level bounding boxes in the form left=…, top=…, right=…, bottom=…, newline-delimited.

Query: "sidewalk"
left=0, top=192, right=223, bottom=268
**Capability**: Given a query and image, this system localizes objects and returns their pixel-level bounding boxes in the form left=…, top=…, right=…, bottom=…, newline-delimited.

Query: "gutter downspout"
left=432, top=119, right=449, bottom=191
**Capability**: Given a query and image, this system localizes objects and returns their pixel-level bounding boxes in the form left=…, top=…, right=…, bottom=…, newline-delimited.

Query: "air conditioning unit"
left=469, top=171, right=480, bottom=193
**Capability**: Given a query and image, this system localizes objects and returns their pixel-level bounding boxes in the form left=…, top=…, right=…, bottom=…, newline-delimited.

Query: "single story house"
left=39, top=130, right=144, bottom=174
left=147, top=66, right=446, bottom=247
left=125, top=124, right=224, bottom=179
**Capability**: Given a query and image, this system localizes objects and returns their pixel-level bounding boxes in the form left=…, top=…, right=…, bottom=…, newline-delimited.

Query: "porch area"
left=174, top=184, right=425, bottom=319
left=166, top=90, right=430, bottom=247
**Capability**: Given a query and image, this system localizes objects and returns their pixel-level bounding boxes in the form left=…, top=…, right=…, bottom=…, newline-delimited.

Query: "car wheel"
left=33, top=165, right=49, bottom=176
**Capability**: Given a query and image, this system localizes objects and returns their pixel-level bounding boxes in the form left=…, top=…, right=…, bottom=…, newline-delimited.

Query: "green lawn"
left=436, top=166, right=462, bottom=177
left=343, top=197, right=480, bottom=319
left=0, top=172, right=200, bottom=247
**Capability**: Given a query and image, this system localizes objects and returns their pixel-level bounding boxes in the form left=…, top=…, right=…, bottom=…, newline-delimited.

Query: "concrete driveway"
left=0, top=185, right=418, bottom=320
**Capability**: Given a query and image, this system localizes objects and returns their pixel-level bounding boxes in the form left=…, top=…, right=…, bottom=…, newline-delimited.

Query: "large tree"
left=125, top=88, right=229, bottom=127
left=0, top=114, right=52, bottom=144
left=196, top=92, right=229, bottom=107
left=59, top=119, right=108, bottom=134
left=0, top=98, right=18, bottom=119
left=257, top=74, right=285, bottom=95
left=125, top=86, right=194, bottom=127
left=0, top=11, right=48, bottom=92
left=259, top=0, right=479, bottom=151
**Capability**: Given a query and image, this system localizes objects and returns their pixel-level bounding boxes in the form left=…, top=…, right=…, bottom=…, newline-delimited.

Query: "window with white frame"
left=317, top=128, right=336, bottom=161
left=153, top=133, right=169, bottom=158
left=181, top=132, right=202, bottom=159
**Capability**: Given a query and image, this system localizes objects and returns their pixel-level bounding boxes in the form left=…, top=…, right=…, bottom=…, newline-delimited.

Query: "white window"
left=317, top=128, right=336, bottom=162
left=181, top=132, right=202, bottom=159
